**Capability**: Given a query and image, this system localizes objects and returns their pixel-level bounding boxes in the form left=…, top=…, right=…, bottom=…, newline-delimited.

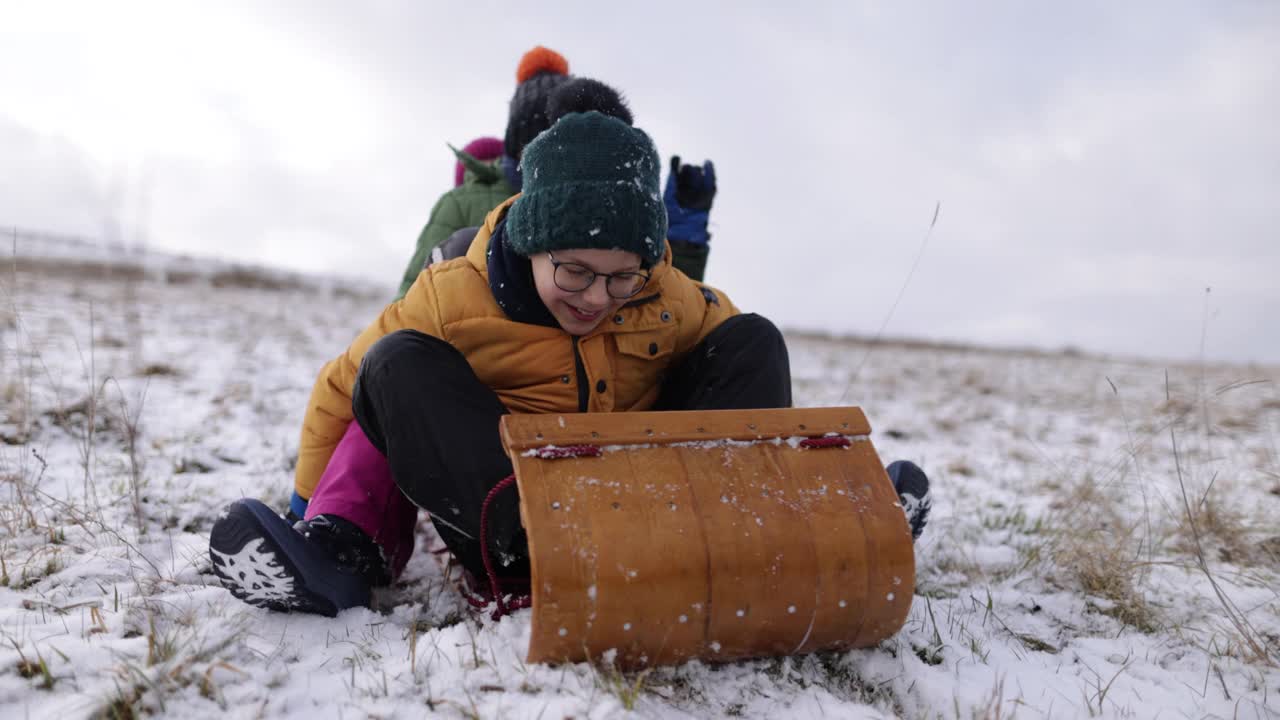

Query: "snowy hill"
left=1, top=248, right=1277, bottom=719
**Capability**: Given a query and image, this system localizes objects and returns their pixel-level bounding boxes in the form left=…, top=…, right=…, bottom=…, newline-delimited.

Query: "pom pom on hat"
left=547, top=77, right=633, bottom=126
left=516, top=46, right=569, bottom=84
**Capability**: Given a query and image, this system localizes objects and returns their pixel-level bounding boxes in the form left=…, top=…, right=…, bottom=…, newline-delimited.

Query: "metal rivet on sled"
left=596, top=380, right=607, bottom=393
left=613, top=314, right=624, bottom=324
left=660, top=311, right=672, bottom=322
left=561, top=375, right=571, bottom=384
left=648, top=342, right=658, bottom=356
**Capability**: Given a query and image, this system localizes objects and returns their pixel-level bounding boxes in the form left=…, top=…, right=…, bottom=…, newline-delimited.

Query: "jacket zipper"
left=572, top=337, right=589, bottom=412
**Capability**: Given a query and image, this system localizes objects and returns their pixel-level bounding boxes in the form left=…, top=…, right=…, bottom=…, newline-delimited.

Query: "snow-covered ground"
left=1, top=249, right=1277, bottom=719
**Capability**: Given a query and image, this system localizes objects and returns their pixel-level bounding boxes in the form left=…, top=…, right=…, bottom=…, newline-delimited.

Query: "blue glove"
left=664, top=155, right=716, bottom=246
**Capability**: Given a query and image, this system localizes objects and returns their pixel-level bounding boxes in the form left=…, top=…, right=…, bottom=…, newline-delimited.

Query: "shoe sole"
left=209, top=499, right=356, bottom=616
left=888, top=461, right=932, bottom=541
left=899, top=492, right=931, bottom=540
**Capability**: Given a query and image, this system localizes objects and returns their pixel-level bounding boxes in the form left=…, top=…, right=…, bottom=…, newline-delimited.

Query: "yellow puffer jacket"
left=295, top=197, right=739, bottom=499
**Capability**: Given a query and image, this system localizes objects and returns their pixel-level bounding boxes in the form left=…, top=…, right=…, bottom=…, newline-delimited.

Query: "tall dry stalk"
left=1168, top=371, right=1277, bottom=667
left=77, top=301, right=103, bottom=513
left=107, top=377, right=150, bottom=534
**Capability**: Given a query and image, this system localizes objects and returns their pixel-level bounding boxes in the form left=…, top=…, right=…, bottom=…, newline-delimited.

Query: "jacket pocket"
left=613, top=330, right=675, bottom=361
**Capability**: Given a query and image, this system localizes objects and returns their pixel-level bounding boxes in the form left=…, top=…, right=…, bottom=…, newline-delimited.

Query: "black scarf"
left=486, top=219, right=558, bottom=328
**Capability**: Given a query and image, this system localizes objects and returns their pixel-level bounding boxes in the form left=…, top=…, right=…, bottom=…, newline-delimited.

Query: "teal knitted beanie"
left=506, top=111, right=667, bottom=267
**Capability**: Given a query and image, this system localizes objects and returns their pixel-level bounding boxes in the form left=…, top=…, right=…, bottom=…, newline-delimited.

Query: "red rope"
left=799, top=436, right=851, bottom=449
left=478, top=474, right=532, bottom=620
left=475, top=446, right=599, bottom=620
left=532, top=444, right=602, bottom=459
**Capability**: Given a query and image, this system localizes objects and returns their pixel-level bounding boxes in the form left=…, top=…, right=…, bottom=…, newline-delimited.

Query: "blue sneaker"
left=887, top=460, right=931, bottom=541
left=208, top=498, right=372, bottom=616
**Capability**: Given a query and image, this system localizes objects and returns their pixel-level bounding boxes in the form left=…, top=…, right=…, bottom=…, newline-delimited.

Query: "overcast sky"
left=2, top=1, right=1276, bottom=364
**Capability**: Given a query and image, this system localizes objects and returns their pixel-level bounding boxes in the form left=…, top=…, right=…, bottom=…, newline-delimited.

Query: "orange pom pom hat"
left=505, top=46, right=572, bottom=159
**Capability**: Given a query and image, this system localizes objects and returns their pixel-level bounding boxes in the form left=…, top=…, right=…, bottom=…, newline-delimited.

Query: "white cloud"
left=1, top=1, right=1275, bottom=362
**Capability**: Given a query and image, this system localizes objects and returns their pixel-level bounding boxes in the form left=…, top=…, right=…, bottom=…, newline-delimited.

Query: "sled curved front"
left=500, top=407, right=914, bottom=668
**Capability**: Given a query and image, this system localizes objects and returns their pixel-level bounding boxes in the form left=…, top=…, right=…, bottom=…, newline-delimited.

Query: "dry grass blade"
left=1170, top=425, right=1277, bottom=666
left=840, top=200, right=941, bottom=401
left=29, top=485, right=165, bottom=580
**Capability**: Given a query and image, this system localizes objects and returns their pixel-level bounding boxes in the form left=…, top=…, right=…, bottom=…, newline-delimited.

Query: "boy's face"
left=530, top=248, right=645, bottom=336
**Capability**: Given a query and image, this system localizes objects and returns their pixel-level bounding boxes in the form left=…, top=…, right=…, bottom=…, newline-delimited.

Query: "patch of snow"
left=1, top=256, right=1275, bottom=720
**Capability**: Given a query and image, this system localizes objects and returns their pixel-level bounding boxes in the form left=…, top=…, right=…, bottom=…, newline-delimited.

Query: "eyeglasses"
left=547, top=251, right=651, bottom=299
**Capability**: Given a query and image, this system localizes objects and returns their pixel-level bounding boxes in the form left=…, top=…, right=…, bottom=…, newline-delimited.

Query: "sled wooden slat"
left=501, top=406, right=872, bottom=451
left=776, top=442, right=874, bottom=653
left=501, top=406, right=913, bottom=668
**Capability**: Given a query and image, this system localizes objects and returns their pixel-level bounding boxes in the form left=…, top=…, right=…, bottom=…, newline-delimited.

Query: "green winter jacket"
left=395, top=148, right=516, bottom=299
left=669, top=240, right=709, bottom=283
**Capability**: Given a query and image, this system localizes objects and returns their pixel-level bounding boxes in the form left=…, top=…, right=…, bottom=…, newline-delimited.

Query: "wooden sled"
left=500, top=406, right=914, bottom=668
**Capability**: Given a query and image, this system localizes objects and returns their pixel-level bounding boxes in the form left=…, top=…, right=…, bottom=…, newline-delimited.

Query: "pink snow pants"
left=304, top=421, right=418, bottom=579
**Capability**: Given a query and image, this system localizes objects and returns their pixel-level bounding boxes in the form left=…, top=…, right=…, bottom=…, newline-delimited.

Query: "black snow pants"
left=351, top=313, right=792, bottom=583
